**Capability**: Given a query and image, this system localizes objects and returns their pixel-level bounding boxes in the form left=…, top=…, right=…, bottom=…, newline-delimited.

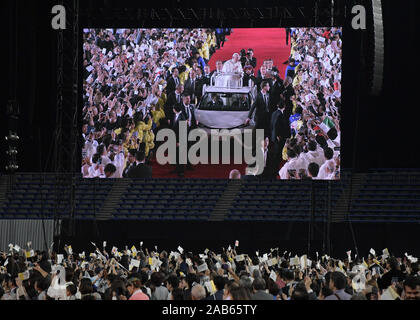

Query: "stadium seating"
left=0, top=170, right=419, bottom=223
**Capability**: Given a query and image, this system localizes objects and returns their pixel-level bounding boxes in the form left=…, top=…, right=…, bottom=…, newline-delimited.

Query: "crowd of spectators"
left=1, top=244, right=418, bottom=300
left=276, top=27, right=342, bottom=180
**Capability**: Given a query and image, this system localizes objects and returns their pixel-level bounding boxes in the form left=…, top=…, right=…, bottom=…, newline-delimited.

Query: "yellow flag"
left=149, top=257, right=153, bottom=265
left=210, top=280, right=217, bottom=293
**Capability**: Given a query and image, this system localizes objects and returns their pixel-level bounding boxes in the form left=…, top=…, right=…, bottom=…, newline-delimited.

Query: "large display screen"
left=82, top=28, right=341, bottom=179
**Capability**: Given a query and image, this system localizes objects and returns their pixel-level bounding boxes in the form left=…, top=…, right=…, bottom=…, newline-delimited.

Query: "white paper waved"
left=197, top=263, right=208, bottom=273
left=270, top=270, right=277, bottom=282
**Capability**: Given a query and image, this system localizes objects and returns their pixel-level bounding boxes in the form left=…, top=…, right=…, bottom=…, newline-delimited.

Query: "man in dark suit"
left=268, top=68, right=285, bottom=111
left=195, top=67, right=206, bottom=102
left=281, top=76, right=295, bottom=110
left=255, top=66, right=273, bottom=90
left=181, top=93, right=198, bottom=131
left=271, top=100, right=291, bottom=145
left=268, top=100, right=292, bottom=177
left=172, top=104, right=187, bottom=177
left=243, top=65, right=257, bottom=87
left=285, top=28, right=291, bottom=45
left=184, top=69, right=200, bottom=103
left=209, top=60, right=224, bottom=79
left=246, top=80, right=271, bottom=138
left=251, top=278, right=273, bottom=300
left=180, top=93, right=198, bottom=172
left=202, top=65, right=212, bottom=86
left=166, top=67, right=180, bottom=95
left=164, top=84, right=184, bottom=127
left=122, top=149, right=137, bottom=177
left=127, top=150, right=153, bottom=179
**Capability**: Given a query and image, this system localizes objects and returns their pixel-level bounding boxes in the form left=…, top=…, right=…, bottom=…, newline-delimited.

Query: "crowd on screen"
left=1, top=244, right=419, bottom=300
left=81, top=28, right=233, bottom=178
left=249, top=27, right=342, bottom=180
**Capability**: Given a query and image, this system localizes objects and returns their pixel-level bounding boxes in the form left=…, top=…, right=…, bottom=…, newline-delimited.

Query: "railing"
left=210, top=72, right=244, bottom=88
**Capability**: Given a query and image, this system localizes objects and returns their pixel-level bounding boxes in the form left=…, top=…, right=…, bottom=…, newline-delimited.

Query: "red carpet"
left=151, top=28, right=291, bottom=178
left=209, top=28, right=289, bottom=79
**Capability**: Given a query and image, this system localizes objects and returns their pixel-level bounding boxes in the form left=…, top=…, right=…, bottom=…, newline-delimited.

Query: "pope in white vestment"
left=222, top=53, right=243, bottom=73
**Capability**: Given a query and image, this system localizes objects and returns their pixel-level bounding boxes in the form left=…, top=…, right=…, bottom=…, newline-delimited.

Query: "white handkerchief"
left=270, top=270, right=277, bottom=282
left=317, top=49, right=325, bottom=58
left=178, top=246, right=184, bottom=254
left=306, top=55, right=314, bottom=63
left=236, top=255, right=245, bottom=262
left=130, top=259, right=140, bottom=268
left=102, top=48, right=107, bottom=54
left=197, top=263, right=208, bottom=273
left=86, top=65, right=94, bottom=72
left=370, top=248, right=376, bottom=256
left=186, top=258, right=193, bottom=267
left=57, top=254, right=64, bottom=264
left=290, top=256, right=300, bottom=266
left=267, top=258, right=278, bottom=267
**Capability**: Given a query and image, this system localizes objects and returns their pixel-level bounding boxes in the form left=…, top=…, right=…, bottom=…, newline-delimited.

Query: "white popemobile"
left=194, top=71, right=258, bottom=133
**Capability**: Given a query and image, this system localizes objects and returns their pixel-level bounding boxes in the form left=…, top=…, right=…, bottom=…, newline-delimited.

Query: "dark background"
left=0, top=0, right=417, bottom=173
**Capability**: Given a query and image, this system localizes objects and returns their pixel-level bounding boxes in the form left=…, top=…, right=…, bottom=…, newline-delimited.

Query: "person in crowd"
left=250, top=278, right=273, bottom=300
left=229, top=169, right=242, bottom=180
left=125, top=275, right=149, bottom=300
left=127, top=150, right=152, bottom=179
left=191, top=284, right=206, bottom=300
left=246, top=80, right=272, bottom=137
left=402, top=276, right=420, bottom=300
left=324, top=272, right=352, bottom=300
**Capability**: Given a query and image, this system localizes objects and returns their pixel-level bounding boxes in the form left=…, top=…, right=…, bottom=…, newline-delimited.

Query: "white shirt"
left=304, top=149, right=326, bottom=168
left=318, top=159, right=335, bottom=180
left=279, top=156, right=308, bottom=179
left=112, top=152, right=125, bottom=178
